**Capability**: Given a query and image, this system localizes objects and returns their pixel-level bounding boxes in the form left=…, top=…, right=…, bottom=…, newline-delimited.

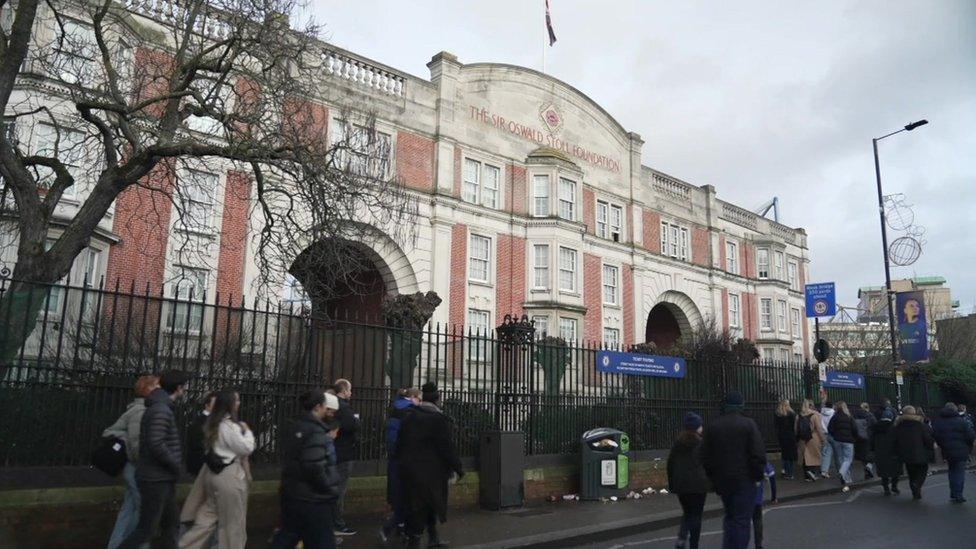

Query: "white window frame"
left=660, top=221, right=690, bottom=261
left=54, top=19, right=98, bottom=84
left=177, top=169, right=217, bottom=233
left=777, top=300, right=787, bottom=332
left=778, top=348, right=790, bottom=363
left=41, top=239, right=67, bottom=316
left=558, top=177, right=576, bottom=221
left=596, top=200, right=624, bottom=242
left=729, top=293, right=741, bottom=328
left=558, top=317, right=578, bottom=343
left=791, top=308, right=801, bottom=340
left=532, top=315, right=550, bottom=337
left=533, top=174, right=550, bottom=216
left=532, top=244, right=550, bottom=290
left=36, top=123, right=86, bottom=199
left=726, top=240, right=739, bottom=274
left=167, top=266, right=208, bottom=333
left=602, top=264, right=619, bottom=306
left=558, top=246, right=578, bottom=293
left=603, top=327, right=620, bottom=348
left=788, top=260, right=799, bottom=291
left=757, top=248, right=770, bottom=280
left=332, top=118, right=393, bottom=179
left=467, top=308, right=492, bottom=362
left=468, top=234, right=491, bottom=284
left=760, top=298, right=772, bottom=330
left=774, top=251, right=785, bottom=280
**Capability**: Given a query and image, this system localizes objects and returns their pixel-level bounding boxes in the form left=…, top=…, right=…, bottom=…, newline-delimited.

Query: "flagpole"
left=542, top=0, right=547, bottom=73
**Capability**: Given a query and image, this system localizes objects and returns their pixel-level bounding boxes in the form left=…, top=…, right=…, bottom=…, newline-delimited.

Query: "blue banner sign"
left=805, top=282, right=837, bottom=318
left=596, top=350, right=686, bottom=378
left=824, top=371, right=865, bottom=390
left=897, top=291, right=929, bottom=364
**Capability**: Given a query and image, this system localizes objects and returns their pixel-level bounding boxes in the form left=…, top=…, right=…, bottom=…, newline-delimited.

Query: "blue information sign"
left=805, top=282, right=837, bottom=318
left=824, top=371, right=865, bottom=389
left=596, top=350, right=686, bottom=378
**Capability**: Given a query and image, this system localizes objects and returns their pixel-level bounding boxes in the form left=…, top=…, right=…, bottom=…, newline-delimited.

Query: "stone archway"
left=644, top=290, right=703, bottom=349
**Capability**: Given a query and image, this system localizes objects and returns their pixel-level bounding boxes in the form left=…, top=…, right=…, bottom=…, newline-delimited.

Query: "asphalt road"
left=578, top=472, right=976, bottom=549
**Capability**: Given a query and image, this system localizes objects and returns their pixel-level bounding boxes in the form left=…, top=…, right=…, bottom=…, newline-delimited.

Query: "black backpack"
left=797, top=414, right=814, bottom=441
left=92, top=436, right=127, bottom=477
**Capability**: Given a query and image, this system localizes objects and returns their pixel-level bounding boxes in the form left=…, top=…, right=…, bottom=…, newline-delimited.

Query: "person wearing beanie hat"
left=700, top=390, right=766, bottom=549
left=668, top=412, right=708, bottom=549
left=870, top=408, right=903, bottom=495
left=421, top=381, right=440, bottom=404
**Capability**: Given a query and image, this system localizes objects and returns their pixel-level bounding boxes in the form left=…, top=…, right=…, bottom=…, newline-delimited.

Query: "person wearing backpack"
left=179, top=390, right=255, bottom=548
left=103, top=374, right=159, bottom=549
left=853, top=402, right=877, bottom=480
left=871, top=409, right=903, bottom=495
left=795, top=399, right=825, bottom=482
left=667, top=412, right=709, bottom=549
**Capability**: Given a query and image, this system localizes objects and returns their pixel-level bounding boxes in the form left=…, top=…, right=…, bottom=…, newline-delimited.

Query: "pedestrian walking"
left=773, top=400, right=797, bottom=479
left=874, top=398, right=896, bottom=422
left=116, top=370, right=190, bottom=549
left=870, top=409, right=903, bottom=495
left=397, top=382, right=463, bottom=549
left=667, top=412, right=709, bottom=549
left=103, top=374, right=159, bottom=549
left=179, top=390, right=255, bottom=548
left=819, top=400, right=838, bottom=479
left=931, top=403, right=976, bottom=503
left=186, top=392, right=217, bottom=478
left=381, top=387, right=421, bottom=543
left=958, top=403, right=976, bottom=465
left=795, top=399, right=826, bottom=482
left=827, top=401, right=856, bottom=492
left=893, top=405, right=935, bottom=500
left=751, top=461, right=777, bottom=549
left=853, top=402, right=877, bottom=480
left=700, top=391, right=766, bottom=549
left=270, top=390, right=341, bottom=549
left=332, top=379, right=360, bottom=537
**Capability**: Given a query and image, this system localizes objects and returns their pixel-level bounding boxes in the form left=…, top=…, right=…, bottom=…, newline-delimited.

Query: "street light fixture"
left=873, top=119, right=928, bottom=410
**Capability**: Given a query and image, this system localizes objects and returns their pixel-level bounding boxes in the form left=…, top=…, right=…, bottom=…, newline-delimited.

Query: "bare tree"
left=0, top=0, right=413, bottom=370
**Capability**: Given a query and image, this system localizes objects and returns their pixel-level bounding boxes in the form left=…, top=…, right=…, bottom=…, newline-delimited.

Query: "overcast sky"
left=309, top=0, right=976, bottom=313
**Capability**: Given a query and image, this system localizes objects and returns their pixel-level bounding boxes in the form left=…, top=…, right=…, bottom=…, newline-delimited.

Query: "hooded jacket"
left=279, top=412, right=341, bottom=502
left=102, top=398, right=146, bottom=463
left=385, top=396, right=414, bottom=459
left=700, top=409, right=766, bottom=495
left=893, top=414, right=934, bottom=465
left=136, top=388, right=183, bottom=482
left=932, top=407, right=976, bottom=462
left=667, top=433, right=709, bottom=494
left=820, top=407, right=836, bottom=433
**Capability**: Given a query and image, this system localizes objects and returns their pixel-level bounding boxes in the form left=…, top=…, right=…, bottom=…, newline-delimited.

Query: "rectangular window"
left=727, top=241, right=739, bottom=274
left=660, top=221, right=668, bottom=254
left=81, top=247, right=100, bottom=287
left=559, top=317, right=577, bottom=342
left=482, top=164, right=500, bottom=208
left=558, top=247, right=577, bottom=292
left=757, top=248, right=770, bottom=279
left=468, top=235, right=491, bottom=283
left=558, top=177, right=576, bottom=221
left=533, top=244, right=550, bottom=289
left=168, top=267, right=208, bottom=331
left=729, top=293, right=741, bottom=328
left=54, top=19, right=97, bottom=84
left=467, top=309, right=491, bottom=361
left=178, top=170, right=217, bottom=232
left=603, top=327, right=620, bottom=348
left=596, top=200, right=623, bottom=241
left=679, top=228, right=689, bottom=260
left=610, top=204, right=622, bottom=242
left=774, top=251, right=784, bottom=280
left=462, top=158, right=480, bottom=204
left=791, top=308, right=801, bottom=339
left=532, top=315, right=549, bottom=337
left=602, top=264, right=619, bottom=305
left=794, top=353, right=803, bottom=363
left=36, top=123, right=85, bottom=198
left=778, top=349, right=790, bottom=363
left=760, top=298, right=772, bottom=330
left=777, top=300, right=787, bottom=331
left=660, top=222, right=690, bottom=261
left=533, top=175, right=550, bottom=216
left=788, top=261, right=799, bottom=291
left=332, top=119, right=392, bottom=178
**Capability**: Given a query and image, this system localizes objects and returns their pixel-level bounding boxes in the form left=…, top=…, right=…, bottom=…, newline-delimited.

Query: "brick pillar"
left=495, top=234, right=526, bottom=321
left=623, top=266, right=636, bottom=347
left=396, top=131, right=435, bottom=191
left=719, top=235, right=727, bottom=272
left=643, top=209, right=661, bottom=253
left=583, top=188, right=596, bottom=235
left=691, top=227, right=709, bottom=266
left=213, top=171, right=252, bottom=354
left=448, top=224, right=468, bottom=329
left=742, top=292, right=758, bottom=341
left=583, top=254, right=602, bottom=342
left=506, top=164, right=527, bottom=215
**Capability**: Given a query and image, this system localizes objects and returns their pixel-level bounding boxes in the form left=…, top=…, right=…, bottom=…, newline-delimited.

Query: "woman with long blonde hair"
left=796, top=398, right=826, bottom=482
left=774, top=399, right=797, bottom=479
left=827, top=401, right=857, bottom=492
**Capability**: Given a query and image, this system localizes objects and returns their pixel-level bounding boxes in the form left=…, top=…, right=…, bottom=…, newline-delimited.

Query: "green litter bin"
left=580, top=427, right=630, bottom=500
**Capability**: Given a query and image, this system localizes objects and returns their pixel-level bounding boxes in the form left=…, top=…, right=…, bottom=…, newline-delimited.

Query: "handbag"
left=204, top=450, right=235, bottom=474
left=92, top=436, right=127, bottom=477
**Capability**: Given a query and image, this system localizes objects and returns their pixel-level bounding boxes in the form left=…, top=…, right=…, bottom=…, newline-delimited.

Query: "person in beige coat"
left=179, top=390, right=255, bottom=549
left=796, top=399, right=826, bottom=482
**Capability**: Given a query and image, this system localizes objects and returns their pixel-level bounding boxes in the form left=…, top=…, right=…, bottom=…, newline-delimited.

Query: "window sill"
left=468, top=279, right=493, bottom=288
left=603, top=302, right=621, bottom=309
left=558, top=290, right=581, bottom=298
left=530, top=287, right=550, bottom=293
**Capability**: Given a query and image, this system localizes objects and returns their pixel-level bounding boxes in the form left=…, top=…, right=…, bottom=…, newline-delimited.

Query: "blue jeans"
left=720, top=483, right=757, bottom=549
left=837, top=442, right=854, bottom=484
left=948, top=460, right=966, bottom=499
left=821, top=435, right=839, bottom=475
left=782, top=460, right=795, bottom=478
left=107, top=463, right=149, bottom=549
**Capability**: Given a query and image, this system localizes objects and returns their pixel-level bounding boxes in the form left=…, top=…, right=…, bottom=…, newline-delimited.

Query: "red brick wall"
left=449, top=224, right=468, bottom=329
left=215, top=171, right=251, bottom=301
left=132, top=48, right=174, bottom=118
left=453, top=146, right=462, bottom=199
left=691, top=227, right=710, bottom=266
left=742, top=292, right=758, bottom=340
left=719, top=235, right=727, bottom=272
left=721, top=289, right=730, bottom=331
left=643, top=209, right=661, bottom=252
left=495, top=234, right=526, bottom=321
left=583, top=254, right=602, bottom=342
left=283, top=98, right=329, bottom=151
left=395, top=131, right=434, bottom=191
left=583, top=188, right=596, bottom=235
left=741, top=243, right=756, bottom=279
left=623, top=266, right=635, bottom=347
left=506, top=164, right=527, bottom=215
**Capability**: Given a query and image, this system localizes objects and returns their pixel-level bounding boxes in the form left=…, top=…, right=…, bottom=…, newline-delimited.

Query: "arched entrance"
left=643, top=290, right=703, bottom=350
left=289, top=240, right=388, bottom=321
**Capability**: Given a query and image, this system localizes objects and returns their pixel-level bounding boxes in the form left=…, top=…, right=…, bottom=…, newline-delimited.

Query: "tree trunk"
left=0, top=278, right=55, bottom=379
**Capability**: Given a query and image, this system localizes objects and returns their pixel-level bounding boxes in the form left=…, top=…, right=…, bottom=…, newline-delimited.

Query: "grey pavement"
left=576, top=470, right=976, bottom=549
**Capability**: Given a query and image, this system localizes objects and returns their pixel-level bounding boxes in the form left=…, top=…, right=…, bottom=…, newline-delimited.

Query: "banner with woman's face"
left=896, top=291, right=929, bottom=363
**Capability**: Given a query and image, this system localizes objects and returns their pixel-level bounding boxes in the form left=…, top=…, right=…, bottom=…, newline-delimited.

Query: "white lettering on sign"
left=469, top=105, right=622, bottom=173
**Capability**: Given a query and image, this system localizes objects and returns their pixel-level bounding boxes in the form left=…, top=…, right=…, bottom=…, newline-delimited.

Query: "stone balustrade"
left=652, top=172, right=692, bottom=203
left=124, top=0, right=231, bottom=39
left=719, top=201, right=759, bottom=230
left=321, top=49, right=405, bottom=97
left=771, top=222, right=798, bottom=244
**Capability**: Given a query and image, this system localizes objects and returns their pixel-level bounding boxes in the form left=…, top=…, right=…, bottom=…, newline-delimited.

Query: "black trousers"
left=117, top=480, right=179, bottom=549
left=270, top=497, right=336, bottom=549
left=676, top=493, right=706, bottom=549
left=905, top=463, right=929, bottom=496
left=752, top=504, right=764, bottom=549
left=881, top=476, right=900, bottom=492
left=405, top=502, right=439, bottom=541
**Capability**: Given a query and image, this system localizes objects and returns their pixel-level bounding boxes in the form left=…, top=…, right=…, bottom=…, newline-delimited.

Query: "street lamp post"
left=873, top=119, right=928, bottom=411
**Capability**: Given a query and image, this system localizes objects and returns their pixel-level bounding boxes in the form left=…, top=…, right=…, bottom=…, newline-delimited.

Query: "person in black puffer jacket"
left=116, top=370, right=190, bottom=549
left=271, top=390, right=342, bottom=548
left=932, top=403, right=976, bottom=503
left=870, top=410, right=903, bottom=495
left=852, top=403, right=877, bottom=480
left=827, top=401, right=857, bottom=491
left=667, top=412, right=709, bottom=549
left=893, top=406, right=935, bottom=500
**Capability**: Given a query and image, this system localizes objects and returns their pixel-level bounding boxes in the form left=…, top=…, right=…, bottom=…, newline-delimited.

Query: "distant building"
left=857, top=277, right=958, bottom=322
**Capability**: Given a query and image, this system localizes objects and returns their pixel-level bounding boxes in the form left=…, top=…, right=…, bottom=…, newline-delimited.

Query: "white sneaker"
left=842, top=486, right=851, bottom=493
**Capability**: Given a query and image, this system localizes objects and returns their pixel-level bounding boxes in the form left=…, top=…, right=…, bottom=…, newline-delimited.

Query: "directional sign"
left=596, top=350, right=686, bottom=379
left=824, top=371, right=865, bottom=390
left=805, top=282, right=837, bottom=318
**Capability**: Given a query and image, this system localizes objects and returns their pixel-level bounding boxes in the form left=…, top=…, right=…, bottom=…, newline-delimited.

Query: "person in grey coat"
left=117, top=370, right=190, bottom=549
left=104, top=375, right=159, bottom=549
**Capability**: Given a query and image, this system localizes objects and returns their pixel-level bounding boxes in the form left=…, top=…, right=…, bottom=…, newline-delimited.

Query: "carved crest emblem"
left=539, top=102, right=562, bottom=134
